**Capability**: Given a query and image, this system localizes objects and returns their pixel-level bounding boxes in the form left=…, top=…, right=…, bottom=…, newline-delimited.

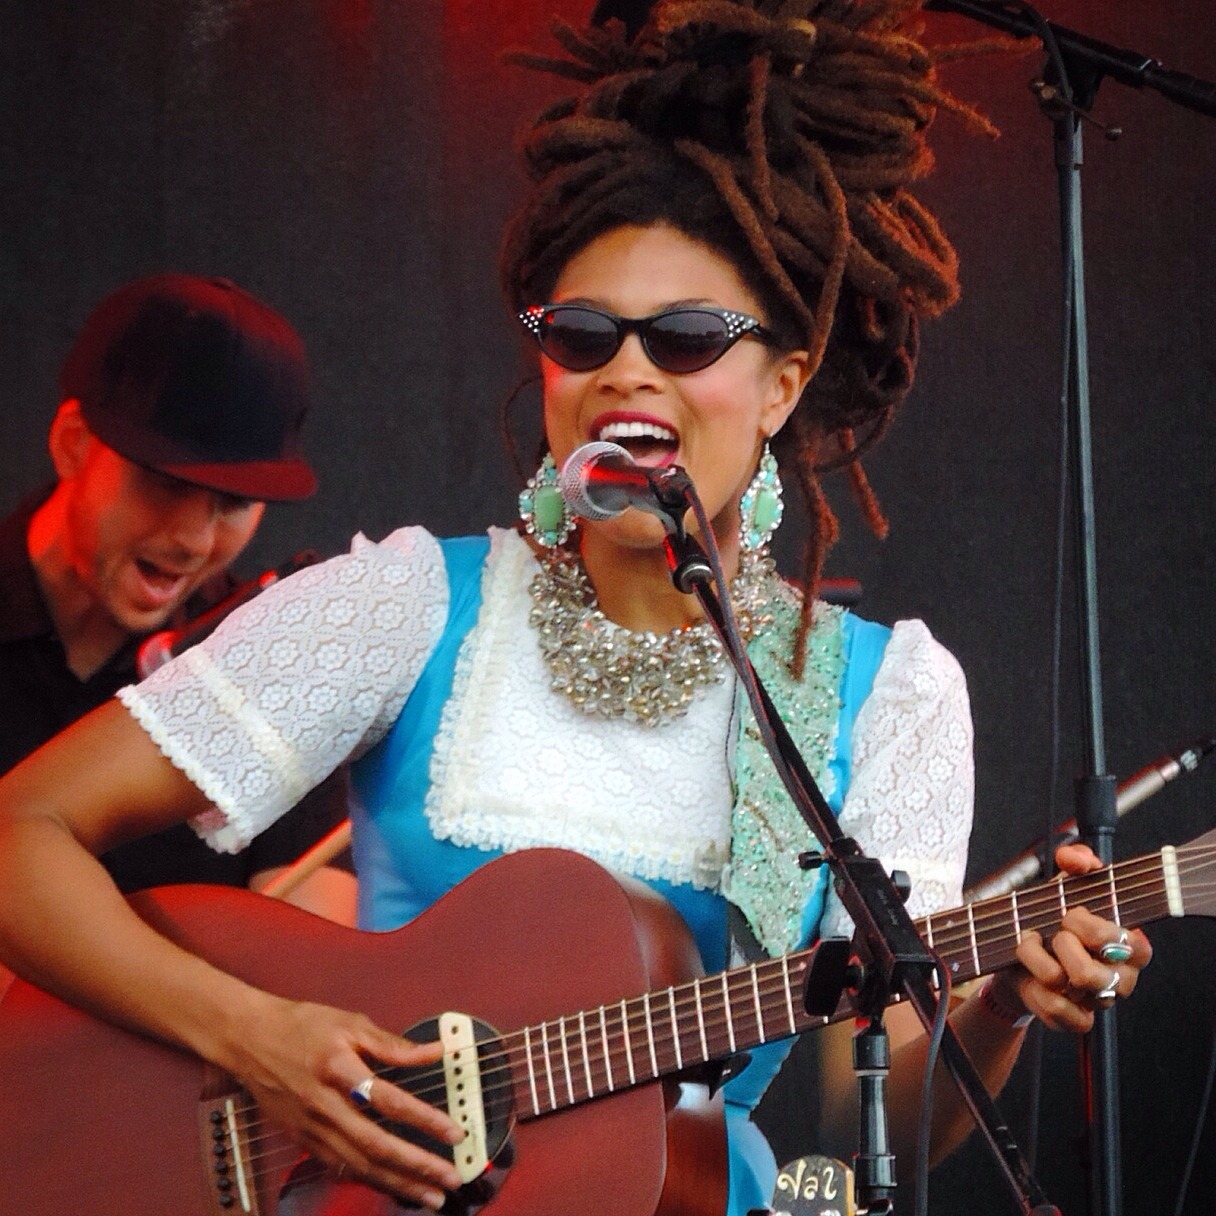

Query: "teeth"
left=597, top=420, right=678, bottom=443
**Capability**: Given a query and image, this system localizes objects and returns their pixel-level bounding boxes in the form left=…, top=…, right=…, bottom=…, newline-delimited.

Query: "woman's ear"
left=47, top=399, right=94, bottom=481
left=761, top=348, right=813, bottom=437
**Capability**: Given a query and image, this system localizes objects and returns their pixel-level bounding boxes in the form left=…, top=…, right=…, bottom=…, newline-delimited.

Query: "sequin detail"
left=725, top=593, right=846, bottom=956
left=528, top=544, right=778, bottom=728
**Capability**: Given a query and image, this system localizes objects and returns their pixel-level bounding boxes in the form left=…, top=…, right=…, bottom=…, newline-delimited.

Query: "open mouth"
left=133, top=558, right=191, bottom=602
left=593, top=415, right=680, bottom=467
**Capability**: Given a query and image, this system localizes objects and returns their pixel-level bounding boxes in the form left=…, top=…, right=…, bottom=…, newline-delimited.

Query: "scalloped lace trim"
left=118, top=526, right=449, bottom=854
left=117, top=682, right=257, bottom=855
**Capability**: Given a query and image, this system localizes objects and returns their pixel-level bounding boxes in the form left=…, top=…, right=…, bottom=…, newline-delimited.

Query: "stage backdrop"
left=1, top=2, right=1212, bottom=1213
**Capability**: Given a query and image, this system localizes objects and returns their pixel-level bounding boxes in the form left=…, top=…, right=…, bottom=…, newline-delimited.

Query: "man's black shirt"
left=0, top=491, right=350, bottom=893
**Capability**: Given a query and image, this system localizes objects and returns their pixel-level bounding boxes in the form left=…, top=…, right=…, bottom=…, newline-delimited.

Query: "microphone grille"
left=558, top=441, right=630, bottom=521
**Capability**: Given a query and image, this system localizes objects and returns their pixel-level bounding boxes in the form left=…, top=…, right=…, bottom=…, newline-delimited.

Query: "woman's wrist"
left=977, top=975, right=1035, bottom=1031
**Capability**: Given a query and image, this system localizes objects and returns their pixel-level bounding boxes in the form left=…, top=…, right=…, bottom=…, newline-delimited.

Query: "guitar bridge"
left=198, top=1091, right=263, bottom=1214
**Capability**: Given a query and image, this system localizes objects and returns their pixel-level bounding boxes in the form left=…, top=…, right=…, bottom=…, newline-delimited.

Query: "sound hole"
left=384, top=1016, right=515, bottom=1215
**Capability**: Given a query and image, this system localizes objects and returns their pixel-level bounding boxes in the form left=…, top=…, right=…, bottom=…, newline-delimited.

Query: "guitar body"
left=0, top=848, right=727, bottom=1216
left=5, top=830, right=1208, bottom=1215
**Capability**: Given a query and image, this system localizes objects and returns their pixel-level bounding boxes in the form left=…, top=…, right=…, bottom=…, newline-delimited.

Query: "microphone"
left=964, top=736, right=1216, bottom=901
left=559, top=441, right=693, bottom=523
left=136, top=550, right=320, bottom=678
left=1115, top=737, right=1214, bottom=814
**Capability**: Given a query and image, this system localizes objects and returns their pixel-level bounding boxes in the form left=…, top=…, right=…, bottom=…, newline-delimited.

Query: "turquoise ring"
left=1099, top=930, right=1133, bottom=965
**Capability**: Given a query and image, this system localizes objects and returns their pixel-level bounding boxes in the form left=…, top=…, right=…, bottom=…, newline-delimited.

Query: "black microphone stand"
left=645, top=480, right=1060, bottom=1216
left=922, top=6, right=1215, bottom=1212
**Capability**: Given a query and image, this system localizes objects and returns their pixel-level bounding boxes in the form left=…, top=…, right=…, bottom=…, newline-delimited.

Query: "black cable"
left=915, top=960, right=954, bottom=1216
left=1172, top=1027, right=1216, bottom=1216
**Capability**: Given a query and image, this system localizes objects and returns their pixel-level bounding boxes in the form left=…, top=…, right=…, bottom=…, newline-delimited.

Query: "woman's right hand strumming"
left=0, top=701, right=461, bottom=1210
left=221, top=995, right=464, bottom=1207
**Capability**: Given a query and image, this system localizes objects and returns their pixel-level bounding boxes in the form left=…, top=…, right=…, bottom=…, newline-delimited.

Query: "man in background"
left=0, top=273, right=354, bottom=931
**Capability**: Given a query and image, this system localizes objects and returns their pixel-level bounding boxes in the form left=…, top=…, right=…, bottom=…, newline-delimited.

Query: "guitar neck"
left=504, top=840, right=1196, bottom=1119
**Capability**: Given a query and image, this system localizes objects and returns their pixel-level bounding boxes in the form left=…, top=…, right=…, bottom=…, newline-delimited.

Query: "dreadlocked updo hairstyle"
left=501, top=0, right=995, bottom=672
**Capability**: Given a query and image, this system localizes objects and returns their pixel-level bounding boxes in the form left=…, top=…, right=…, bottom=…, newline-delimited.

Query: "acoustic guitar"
left=1, top=830, right=1212, bottom=1216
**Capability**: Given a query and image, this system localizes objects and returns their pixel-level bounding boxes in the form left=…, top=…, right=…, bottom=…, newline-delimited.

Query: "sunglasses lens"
left=646, top=311, right=735, bottom=373
left=537, top=307, right=621, bottom=371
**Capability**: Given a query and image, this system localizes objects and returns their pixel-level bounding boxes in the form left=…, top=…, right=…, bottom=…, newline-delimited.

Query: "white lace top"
left=119, top=526, right=973, bottom=929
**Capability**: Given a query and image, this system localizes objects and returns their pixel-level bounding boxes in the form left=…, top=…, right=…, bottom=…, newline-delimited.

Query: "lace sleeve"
left=118, top=526, right=449, bottom=854
left=819, top=619, right=974, bottom=940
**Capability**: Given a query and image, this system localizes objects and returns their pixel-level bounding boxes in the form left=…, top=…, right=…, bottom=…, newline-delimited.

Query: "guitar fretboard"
left=502, top=843, right=1189, bottom=1118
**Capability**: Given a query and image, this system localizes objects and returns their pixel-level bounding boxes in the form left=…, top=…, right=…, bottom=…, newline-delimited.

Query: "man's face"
left=61, top=440, right=264, bottom=634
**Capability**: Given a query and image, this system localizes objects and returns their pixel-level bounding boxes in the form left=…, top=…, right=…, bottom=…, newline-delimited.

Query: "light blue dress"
left=350, top=537, right=892, bottom=1216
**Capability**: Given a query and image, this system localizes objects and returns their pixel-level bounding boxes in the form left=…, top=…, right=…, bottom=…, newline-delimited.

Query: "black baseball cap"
left=59, top=273, right=317, bottom=502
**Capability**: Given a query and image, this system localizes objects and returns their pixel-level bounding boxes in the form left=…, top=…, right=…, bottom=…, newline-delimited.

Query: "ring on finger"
left=1099, top=929, right=1133, bottom=965
left=348, top=1076, right=375, bottom=1109
left=1095, top=968, right=1120, bottom=1007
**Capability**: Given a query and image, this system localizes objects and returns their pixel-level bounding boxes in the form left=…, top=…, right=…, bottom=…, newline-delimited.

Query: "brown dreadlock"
left=501, top=0, right=998, bottom=674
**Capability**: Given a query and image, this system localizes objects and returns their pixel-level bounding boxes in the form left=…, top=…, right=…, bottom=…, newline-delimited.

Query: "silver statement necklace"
left=528, top=544, right=779, bottom=728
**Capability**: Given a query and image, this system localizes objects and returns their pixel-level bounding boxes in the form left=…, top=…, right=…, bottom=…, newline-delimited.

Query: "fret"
left=620, top=999, right=636, bottom=1086
left=923, top=911, right=935, bottom=951
left=721, top=971, right=736, bottom=1055
left=598, top=1005, right=615, bottom=1093
left=578, top=1011, right=594, bottom=1099
left=642, top=993, right=658, bottom=1077
left=1011, top=888, right=1022, bottom=944
left=522, top=1025, right=541, bottom=1116
left=1057, top=872, right=1067, bottom=919
left=749, top=966, right=766, bottom=1045
left=694, top=977, right=709, bottom=1061
left=925, top=905, right=964, bottom=977
left=1107, top=866, right=1120, bottom=923
left=668, top=987, right=683, bottom=1071
left=966, top=901, right=980, bottom=977
left=781, top=955, right=797, bottom=1036
left=558, top=1015, right=575, bottom=1105
left=540, top=1021, right=557, bottom=1111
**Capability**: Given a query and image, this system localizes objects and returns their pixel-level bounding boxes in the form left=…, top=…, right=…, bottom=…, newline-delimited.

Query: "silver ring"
left=1099, top=929, right=1133, bottom=965
left=349, top=1076, right=375, bottom=1109
left=1095, top=968, right=1120, bottom=1007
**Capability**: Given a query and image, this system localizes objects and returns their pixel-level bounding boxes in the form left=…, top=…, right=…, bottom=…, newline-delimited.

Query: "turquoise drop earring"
left=739, top=442, right=783, bottom=551
left=519, top=452, right=575, bottom=548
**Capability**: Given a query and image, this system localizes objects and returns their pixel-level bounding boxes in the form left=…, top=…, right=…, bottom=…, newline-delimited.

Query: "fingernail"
left=422, top=1189, right=446, bottom=1210
left=445, top=1125, right=467, bottom=1145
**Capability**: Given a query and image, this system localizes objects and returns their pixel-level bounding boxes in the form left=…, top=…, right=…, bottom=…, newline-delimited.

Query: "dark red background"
left=1, top=3, right=1212, bottom=1212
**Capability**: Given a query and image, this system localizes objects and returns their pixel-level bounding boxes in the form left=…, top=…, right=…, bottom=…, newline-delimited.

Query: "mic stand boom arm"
left=924, top=0, right=1216, bottom=117
left=658, top=506, right=1059, bottom=1216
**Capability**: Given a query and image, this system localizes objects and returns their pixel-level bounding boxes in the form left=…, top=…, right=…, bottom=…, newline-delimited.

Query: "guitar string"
left=218, top=851, right=1215, bottom=1172
left=229, top=869, right=1216, bottom=1185
left=228, top=867, right=1216, bottom=1183
left=221, top=853, right=1214, bottom=1173
left=953, top=853, right=1213, bottom=954
left=217, top=852, right=1215, bottom=1176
